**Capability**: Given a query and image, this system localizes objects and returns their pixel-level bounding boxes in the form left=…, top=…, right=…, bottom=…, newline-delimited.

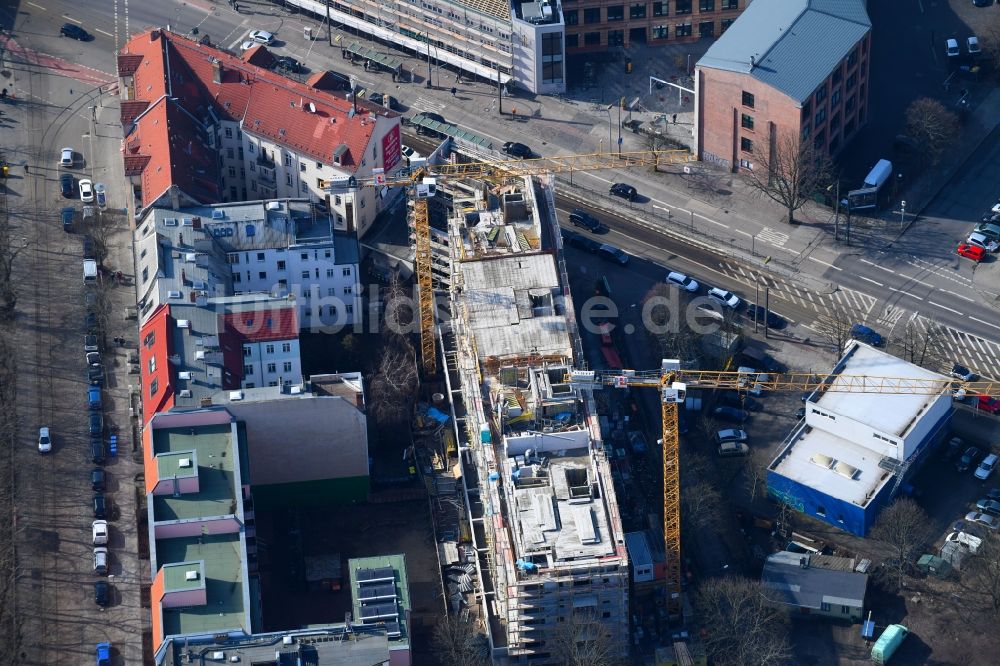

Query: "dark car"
left=87, top=365, right=104, bottom=386
left=609, top=182, right=638, bottom=201
left=61, top=207, right=75, bottom=232
left=745, top=304, right=786, bottom=329
left=91, top=436, right=105, bottom=464
left=717, top=391, right=762, bottom=412
left=712, top=406, right=749, bottom=423
left=503, top=141, right=532, bottom=159
left=952, top=364, right=978, bottom=382
left=93, top=493, right=107, bottom=519
left=944, top=437, right=964, bottom=462
left=368, top=92, right=400, bottom=110
left=89, top=412, right=103, bottom=438
left=60, top=23, right=91, bottom=40
left=94, top=581, right=110, bottom=607
left=272, top=56, right=302, bottom=74
left=562, top=230, right=601, bottom=253
left=850, top=323, right=884, bottom=346
left=91, top=468, right=106, bottom=492
left=85, top=311, right=99, bottom=332
left=958, top=446, right=984, bottom=473
left=83, top=235, right=95, bottom=258
left=597, top=243, right=629, bottom=265
left=60, top=174, right=75, bottom=198
left=973, top=0, right=992, bottom=7
left=795, top=407, right=806, bottom=419
left=569, top=209, right=604, bottom=233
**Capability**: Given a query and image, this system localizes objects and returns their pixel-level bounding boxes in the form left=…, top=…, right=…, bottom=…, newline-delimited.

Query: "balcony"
left=256, top=153, right=275, bottom=168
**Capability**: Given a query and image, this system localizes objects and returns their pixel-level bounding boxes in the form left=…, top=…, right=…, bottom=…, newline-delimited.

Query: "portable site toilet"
left=871, top=624, right=909, bottom=664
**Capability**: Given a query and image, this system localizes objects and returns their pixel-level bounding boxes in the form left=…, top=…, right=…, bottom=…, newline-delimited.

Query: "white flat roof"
left=816, top=343, right=948, bottom=437
left=773, top=426, right=891, bottom=507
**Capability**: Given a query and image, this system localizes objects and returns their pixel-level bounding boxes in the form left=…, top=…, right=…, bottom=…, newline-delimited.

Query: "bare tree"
left=682, top=479, right=724, bottom=533
left=694, top=576, right=792, bottom=666
left=903, top=97, right=960, bottom=165
left=891, top=318, right=947, bottom=369
left=430, top=615, right=490, bottom=666
left=0, top=205, right=27, bottom=318
left=744, top=447, right=772, bottom=503
left=964, top=531, right=1000, bottom=614
left=367, top=336, right=419, bottom=425
left=82, top=207, right=115, bottom=267
left=743, top=131, right=831, bottom=224
left=811, top=306, right=854, bottom=352
left=548, top=612, right=627, bottom=666
left=870, top=497, right=933, bottom=591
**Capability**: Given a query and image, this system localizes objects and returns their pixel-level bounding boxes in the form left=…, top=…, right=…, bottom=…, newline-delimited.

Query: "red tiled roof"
left=219, top=307, right=298, bottom=344
left=117, top=53, right=144, bottom=77
left=242, top=44, right=274, bottom=68
left=123, top=154, right=151, bottom=176
left=120, top=100, right=150, bottom=125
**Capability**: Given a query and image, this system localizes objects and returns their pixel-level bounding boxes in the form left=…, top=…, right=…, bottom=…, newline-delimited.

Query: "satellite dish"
left=308, top=102, right=316, bottom=113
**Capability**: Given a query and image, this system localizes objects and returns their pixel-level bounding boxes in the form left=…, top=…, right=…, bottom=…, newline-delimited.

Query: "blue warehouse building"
left=768, top=342, right=953, bottom=536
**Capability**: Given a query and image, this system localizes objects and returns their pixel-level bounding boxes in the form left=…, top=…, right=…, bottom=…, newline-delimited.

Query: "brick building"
left=694, top=0, right=871, bottom=171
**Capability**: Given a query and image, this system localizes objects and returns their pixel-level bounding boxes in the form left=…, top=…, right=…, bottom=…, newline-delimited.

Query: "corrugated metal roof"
left=698, top=0, right=871, bottom=103
left=762, top=551, right=868, bottom=609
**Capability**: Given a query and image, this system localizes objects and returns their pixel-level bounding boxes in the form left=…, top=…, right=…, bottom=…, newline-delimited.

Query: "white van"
left=83, top=259, right=98, bottom=284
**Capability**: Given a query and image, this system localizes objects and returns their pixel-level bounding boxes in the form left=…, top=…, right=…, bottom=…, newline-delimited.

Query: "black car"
left=958, top=446, right=984, bottom=473
left=61, top=207, right=75, bottom=232
left=91, top=467, right=106, bottom=492
left=973, top=0, right=992, bottom=7
left=60, top=174, right=75, bottom=198
left=609, top=182, right=638, bottom=201
left=562, top=230, right=601, bottom=253
left=951, top=364, right=977, bottom=382
left=503, top=141, right=532, bottom=159
left=89, top=412, right=103, bottom=438
left=717, top=391, right=762, bottom=412
left=745, top=304, right=786, bottom=329
left=712, top=406, right=749, bottom=423
left=795, top=407, right=806, bottom=420
left=60, top=23, right=91, bottom=40
left=569, top=209, right=604, bottom=233
left=94, top=580, right=110, bottom=607
left=93, top=493, right=107, bottom=519
left=272, top=56, right=302, bottom=74
left=88, top=365, right=104, bottom=386
left=83, top=235, right=95, bottom=259
left=91, top=436, right=105, bottom=464
left=85, top=311, right=99, bottom=331
left=368, top=92, right=400, bottom=110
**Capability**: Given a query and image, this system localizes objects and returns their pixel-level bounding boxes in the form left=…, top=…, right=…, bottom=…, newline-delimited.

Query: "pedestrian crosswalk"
left=755, top=227, right=789, bottom=248
left=411, top=96, right=447, bottom=113
left=875, top=305, right=906, bottom=329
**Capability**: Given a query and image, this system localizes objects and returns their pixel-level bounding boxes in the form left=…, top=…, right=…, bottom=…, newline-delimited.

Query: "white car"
left=666, top=271, right=699, bottom=292
left=946, top=38, right=960, bottom=58
left=240, top=40, right=257, bottom=52
left=708, top=287, right=741, bottom=309
left=965, top=511, right=998, bottom=530
left=975, top=454, right=998, bottom=481
left=92, top=520, right=109, bottom=546
left=968, top=36, right=981, bottom=56
left=967, top=232, right=999, bottom=252
left=79, top=178, right=94, bottom=203
left=59, top=147, right=74, bottom=168
left=248, top=30, right=274, bottom=45
left=38, top=427, right=51, bottom=453
left=401, top=145, right=422, bottom=164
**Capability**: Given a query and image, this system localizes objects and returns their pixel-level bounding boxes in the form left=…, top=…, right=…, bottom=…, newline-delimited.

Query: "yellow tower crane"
left=568, top=363, right=1000, bottom=618
left=325, top=149, right=692, bottom=376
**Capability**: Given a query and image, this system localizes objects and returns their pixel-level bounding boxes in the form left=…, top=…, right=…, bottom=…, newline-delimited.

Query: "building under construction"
left=435, top=172, right=629, bottom=663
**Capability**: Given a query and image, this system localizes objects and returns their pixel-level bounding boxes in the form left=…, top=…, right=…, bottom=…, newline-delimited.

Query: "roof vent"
left=164, top=218, right=178, bottom=226
left=182, top=217, right=194, bottom=226
left=211, top=209, right=225, bottom=219
left=282, top=636, right=294, bottom=645
left=185, top=570, right=199, bottom=581
left=178, top=389, right=192, bottom=398
left=279, top=128, right=285, bottom=136
left=810, top=453, right=835, bottom=469
left=289, top=385, right=302, bottom=394
left=308, top=102, right=316, bottom=113
left=177, top=319, right=191, bottom=328
left=229, top=390, right=244, bottom=401
left=195, top=351, right=205, bottom=360
left=167, top=290, right=182, bottom=299
left=834, top=461, right=860, bottom=480
left=179, top=371, right=192, bottom=380
left=179, top=458, right=192, bottom=468
left=266, top=201, right=281, bottom=211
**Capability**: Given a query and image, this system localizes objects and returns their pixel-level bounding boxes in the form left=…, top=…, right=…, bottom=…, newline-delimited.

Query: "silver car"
left=965, top=511, right=998, bottom=530
left=708, top=287, right=741, bottom=309
left=975, top=498, right=1000, bottom=516
left=714, top=429, right=748, bottom=444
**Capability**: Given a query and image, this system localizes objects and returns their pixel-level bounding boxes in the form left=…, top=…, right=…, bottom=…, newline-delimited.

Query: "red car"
left=979, top=395, right=1000, bottom=414
left=957, top=242, right=985, bottom=262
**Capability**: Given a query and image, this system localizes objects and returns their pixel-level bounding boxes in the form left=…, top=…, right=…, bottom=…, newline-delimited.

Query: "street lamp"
left=605, top=105, right=613, bottom=156
left=900, top=200, right=906, bottom=228
left=617, top=101, right=622, bottom=157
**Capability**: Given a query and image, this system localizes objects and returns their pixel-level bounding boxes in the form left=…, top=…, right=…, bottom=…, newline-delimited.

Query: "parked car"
left=563, top=230, right=601, bottom=252
left=88, top=385, right=102, bottom=411
left=569, top=209, right=604, bottom=233
left=272, top=56, right=303, bottom=74
left=368, top=92, right=400, bottom=110
left=93, top=547, right=109, bottom=575
left=968, top=231, right=1000, bottom=252
left=82, top=235, right=95, bottom=259
left=946, top=38, right=960, bottom=58
left=975, top=221, right=1000, bottom=240
left=952, top=364, right=978, bottom=381
left=92, top=519, right=109, bottom=545
left=93, top=493, right=107, bottom=519
left=59, top=147, right=75, bottom=168
left=944, top=436, right=964, bottom=462
left=400, top=145, right=422, bottom=165
left=94, top=581, right=110, bottom=607
left=979, top=395, right=1000, bottom=414
left=957, top=242, right=985, bottom=262
left=91, top=468, right=106, bottom=492
left=976, top=454, right=999, bottom=481
left=712, top=406, right=749, bottom=423
left=850, top=323, right=884, bottom=346
left=85, top=334, right=99, bottom=352
left=88, top=364, right=104, bottom=386
left=714, top=429, right=748, bottom=444
left=248, top=29, right=274, bottom=45
left=708, top=287, right=741, bottom=309
left=597, top=243, right=629, bottom=265
left=965, top=511, right=999, bottom=530
left=795, top=407, right=806, bottom=419
left=85, top=311, right=98, bottom=331
left=665, top=271, right=699, bottom=292
left=60, top=23, right=90, bottom=40
left=986, top=488, right=1000, bottom=502
left=609, top=182, right=638, bottom=201
left=86, top=351, right=101, bottom=367
left=79, top=178, right=94, bottom=203
left=89, top=412, right=103, bottom=438
left=945, top=531, right=982, bottom=554
left=717, top=391, right=762, bottom=412
left=38, top=427, right=52, bottom=454
left=91, top=436, right=105, bottom=464
left=745, top=303, right=785, bottom=329
left=718, top=441, right=750, bottom=457
left=958, top=446, right=984, bottom=472
left=968, top=36, right=982, bottom=56
left=60, top=207, right=75, bottom=232
left=94, top=182, right=106, bottom=208
left=59, top=173, right=75, bottom=198
left=503, top=141, right=532, bottom=159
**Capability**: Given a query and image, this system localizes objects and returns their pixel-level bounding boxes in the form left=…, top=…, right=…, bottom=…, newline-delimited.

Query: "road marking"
left=937, top=288, right=974, bottom=302
left=27, top=2, right=47, bottom=10
left=859, top=258, right=896, bottom=274
left=970, top=316, right=1000, bottom=331
left=928, top=300, right=963, bottom=315
left=95, top=29, right=113, bottom=37
left=702, top=216, right=730, bottom=229
left=899, top=275, right=935, bottom=288
left=858, top=276, right=884, bottom=287
left=62, top=15, right=83, bottom=24
left=412, top=96, right=447, bottom=113
left=808, top=256, right=842, bottom=270
left=756, top=227, right=789, bottom=247
left=891, top=288, right=922, bottom=301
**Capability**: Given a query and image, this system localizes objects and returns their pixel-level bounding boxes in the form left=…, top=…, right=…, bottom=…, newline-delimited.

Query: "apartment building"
left=437, top=175, right=628, bottom=662
left=695, top=0, right=871, bottom=170
left=118, top=28, right=403, bottom=237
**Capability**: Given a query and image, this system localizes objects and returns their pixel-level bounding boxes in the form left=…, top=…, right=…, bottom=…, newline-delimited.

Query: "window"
left=842, top=605, right=851, bottom=614
left=815, top=108, right=826, bottom=125
left=698, top=21, right=714, bottom=38
left=675, top=22, right=692, bottom=37
left=607, top=5, right=624, bottom=20
left=832, top=67, right=843, bottom=85
left=345, top=304, right=354, bottom=314
left=821, top=602, right=831, bottom=612
left=814, top=130, right=826, bottom=150
left=675, top=0, right=692, bottom=14
left=267, top=363, right=276, bottom=373
left=630, top=3, right=646, bottom=19
left=742, top=90, right=754, bottom=108
left=257, top=252, right=265, bottom=262
left=233, top=272, right=242, bottom=283
left=699, top=0, right=714, bottom=11
left=228, top=253, right=240, bottom=264
left=328, top=287, right=336, bottom=296
left=740, top=137, right=753, bottom=152
left=815, top=85, right=827, bottom=104
left=244, top=365, right=254, bottom=375
left=653, top=1, right=667, bottom=16
left=721, top=17, right=734, bottom=32
left=816, top=505, right=826, bottom=517
left=584, top=8, right=601, bottom=23
left=277, top=260, right=286, bottom=271
left=245, top=383, right=255, bottom=389
left=265, top=344, right=275, bottom=354
left=608, top=30, right=624, bottom=46
left=282, top=342, right=291, bottom=353
left=845, top=95, right=855, bottom=112
left=541, top=32, right=563, bottom=84
left=342, top=267, right=351, bottom=276
left=228, top=167, right=236, bottom=177
left=830, top=112, right=840, bottom=132
left=283, top=362, right=292, bottom=372
left=224, top=128, right=233, bottom=138
left=801, top=123, right=811, bottom=141
left=565, top=9, right=578, bottom=24
left=258, top=271, right=267, bottom=280
left=721, top=0, right=738, bottom=8
left=566, top=34, right=578, bottom=48
left=268, top=381, right=278, bottom=387
left=284, top=153, right=291, bottom=166
left=301, top=270, right=310, bottom=279
left=652, top=24, right=668, bottom=39
left=739, top=158, right=752, bottom=169
left=300, top=252, right=309, bottom=261
left=243, top=345, right=252, bottom=357
left=248, top=143, right=255, bottom=153
left=226, top=148, right=234, bottom=159
left=741, top=114, right=754, bottom=130
left=846, top=72, right=857, bottom=91
left=324, top=250, right=332, bottom=259
left=584, top=32, right=601, bottom=46
left=344, top=286, right=353, bottom=295
left=286, top=173, right=293, bottom=186
left=847, top=47, right=859, bottom=69
left=316, top=161, right=323, bottom=169
left=149, top=379, right=159, bottom=397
